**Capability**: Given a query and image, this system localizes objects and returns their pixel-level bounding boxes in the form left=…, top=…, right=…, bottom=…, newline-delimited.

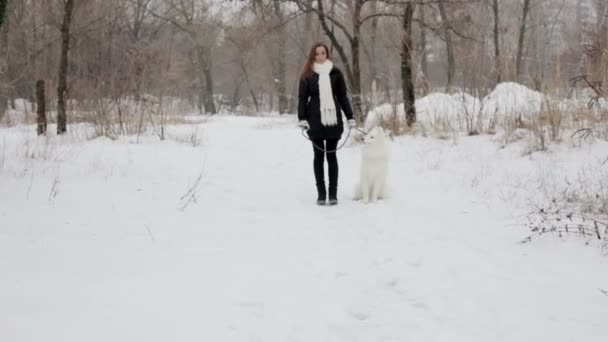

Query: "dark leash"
left=301, top=125, right=368, bottom=153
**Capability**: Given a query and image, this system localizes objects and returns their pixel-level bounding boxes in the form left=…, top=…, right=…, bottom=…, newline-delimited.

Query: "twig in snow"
left=48, top=176, right=59, bottom=203
left=178, top=167, right=205, bottom=212
left=144, top=224, right=156, bottom=242
left=26, top=171, right=34, bottom=200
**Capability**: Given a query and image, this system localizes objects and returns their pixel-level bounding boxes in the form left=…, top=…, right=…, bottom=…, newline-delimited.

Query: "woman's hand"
left=298, top=120, right=310, bottom=130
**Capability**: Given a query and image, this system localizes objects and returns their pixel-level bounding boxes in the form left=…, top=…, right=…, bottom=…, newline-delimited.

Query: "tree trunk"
left=368, top=0, right=380, bottom=99
left=0, top=1, right=8, bottom=122
left=241, top=58, right=259, bottom=112
left=304, top=0, right=313, bottom=35
left=276, top=32, right=287, bottom=114
left=0, top=0, right=7, bottom=30
left=202, top=50, right=216, bottom=114
left=493, top=0, right=501, bottom=85
left=597, top=0, right=608, bottom=88
left=402, top=2, right=416, bottom=127
left=419, top=4, right=429, bottom=94
left=576, top=0, right=582, bottom=42
left=195, top=44, right=216, bottom=114
left=295, top=0, right=313, bottom=114
left=351, top=0, right=363, bottom=123
left=36, top=80, right=46, bottom=136
left=273, top=0, right=288, bottom=114
left=57, top=0, right=74, bottom=135
left=300, top=0, right=313, bottom=70
left=438, top=0, right=454, bottom=92
left=288, top=78, right=298, bottom=113
left=516, top=0, right=531, bottom=82
left=595, top=0, right=607, bottom=48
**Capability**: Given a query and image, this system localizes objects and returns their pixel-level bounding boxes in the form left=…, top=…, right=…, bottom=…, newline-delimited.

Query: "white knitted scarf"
left=313, top=60, right=338, bottom=126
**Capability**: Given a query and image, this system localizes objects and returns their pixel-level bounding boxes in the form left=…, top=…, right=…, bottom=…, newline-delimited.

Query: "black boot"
left=328, top=186, right=338, bottom=206
left=312, top=141, right=326, bottom=205
left=316, top=184, right=327, bottom=205
left=326, top=142, right=339, bottom=206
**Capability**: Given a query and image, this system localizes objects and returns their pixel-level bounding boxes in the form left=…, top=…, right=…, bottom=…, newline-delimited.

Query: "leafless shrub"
left=523, top=160, right=608, bottom=252
left=497, top=113, right=525, bottom=147
left=523, top=201, right=608, bottom=253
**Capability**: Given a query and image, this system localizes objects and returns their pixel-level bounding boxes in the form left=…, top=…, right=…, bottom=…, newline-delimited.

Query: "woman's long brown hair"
left=299, top=42, right=331, bottom=80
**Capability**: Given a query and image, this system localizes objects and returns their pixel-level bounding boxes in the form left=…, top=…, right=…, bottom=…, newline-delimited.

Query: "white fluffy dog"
left=353, top=126, right=390, bottom=203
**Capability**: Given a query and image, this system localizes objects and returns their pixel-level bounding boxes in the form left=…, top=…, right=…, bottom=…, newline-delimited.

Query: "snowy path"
left=1, top=116, right=607, bottom=341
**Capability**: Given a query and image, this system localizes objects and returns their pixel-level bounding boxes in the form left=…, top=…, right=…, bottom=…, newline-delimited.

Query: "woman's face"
left=314, top=46, right=327, bottom=64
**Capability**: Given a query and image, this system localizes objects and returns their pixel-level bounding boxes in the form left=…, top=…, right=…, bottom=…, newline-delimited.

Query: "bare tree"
left=124, top=0, right=153, bottom=43
left=516, top=0, right=531, bottom=82
left=36, top=79, right=46, bottom=135
left=57, top=0, right=74, bottom=134
left=402, top=1, right=415, bottom=127
left=250, top=0, right=289, bottom=114
left=437, top=0, right=455, bottom=92
left=418, top=3, right=429, bottom=93
left=224, top=24, right=262, bottom=111
left=122, top=0, right=156, bottom=101
left=587, top=0, right=608, bottom=88
left=492, top=0, right=501, bottom=84
left=143, top=0, right=218, bottom=114
left=0, top=0, right=7, bottom=30
left=361, top=0, right=381, bottom=97
left=595, top=0, right=608, bottom=48
left=272, top=0, right=288, bottom=114
left=0, top=0, right=8, bottom=121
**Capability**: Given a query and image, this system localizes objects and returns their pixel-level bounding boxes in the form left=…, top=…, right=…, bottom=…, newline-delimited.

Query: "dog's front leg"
left=361, top=178, right=371, bottom=203
left=372, top=176, right=387, bottom=201
left=371, top=182, right=381, bottom=202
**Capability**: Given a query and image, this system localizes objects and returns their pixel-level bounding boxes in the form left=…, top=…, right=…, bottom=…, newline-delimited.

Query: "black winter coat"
left=298, top=67, right=354, bottom=140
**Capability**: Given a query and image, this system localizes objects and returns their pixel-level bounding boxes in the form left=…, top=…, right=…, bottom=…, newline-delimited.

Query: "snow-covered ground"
left=1, top=113, right=607, bottom=341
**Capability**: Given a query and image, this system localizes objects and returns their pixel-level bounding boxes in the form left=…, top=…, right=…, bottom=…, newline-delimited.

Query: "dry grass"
left=1, top=96, right=202, bottom=141
left=370, top=102, right=407, bottom=136
left=169, top=124, right=204, bottom=147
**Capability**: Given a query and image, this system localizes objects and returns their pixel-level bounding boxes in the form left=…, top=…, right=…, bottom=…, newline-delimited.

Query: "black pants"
left=312, top=139, right=339, bottom=199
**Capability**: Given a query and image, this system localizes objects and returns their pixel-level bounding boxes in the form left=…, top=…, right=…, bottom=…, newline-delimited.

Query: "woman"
left=298, top=42, right=356, bottom=206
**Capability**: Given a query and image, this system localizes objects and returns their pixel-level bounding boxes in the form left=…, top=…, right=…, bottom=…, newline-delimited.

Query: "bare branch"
left=359, top=12, right=401, bottom=25
left=287, top=0, right=354, bottom=42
